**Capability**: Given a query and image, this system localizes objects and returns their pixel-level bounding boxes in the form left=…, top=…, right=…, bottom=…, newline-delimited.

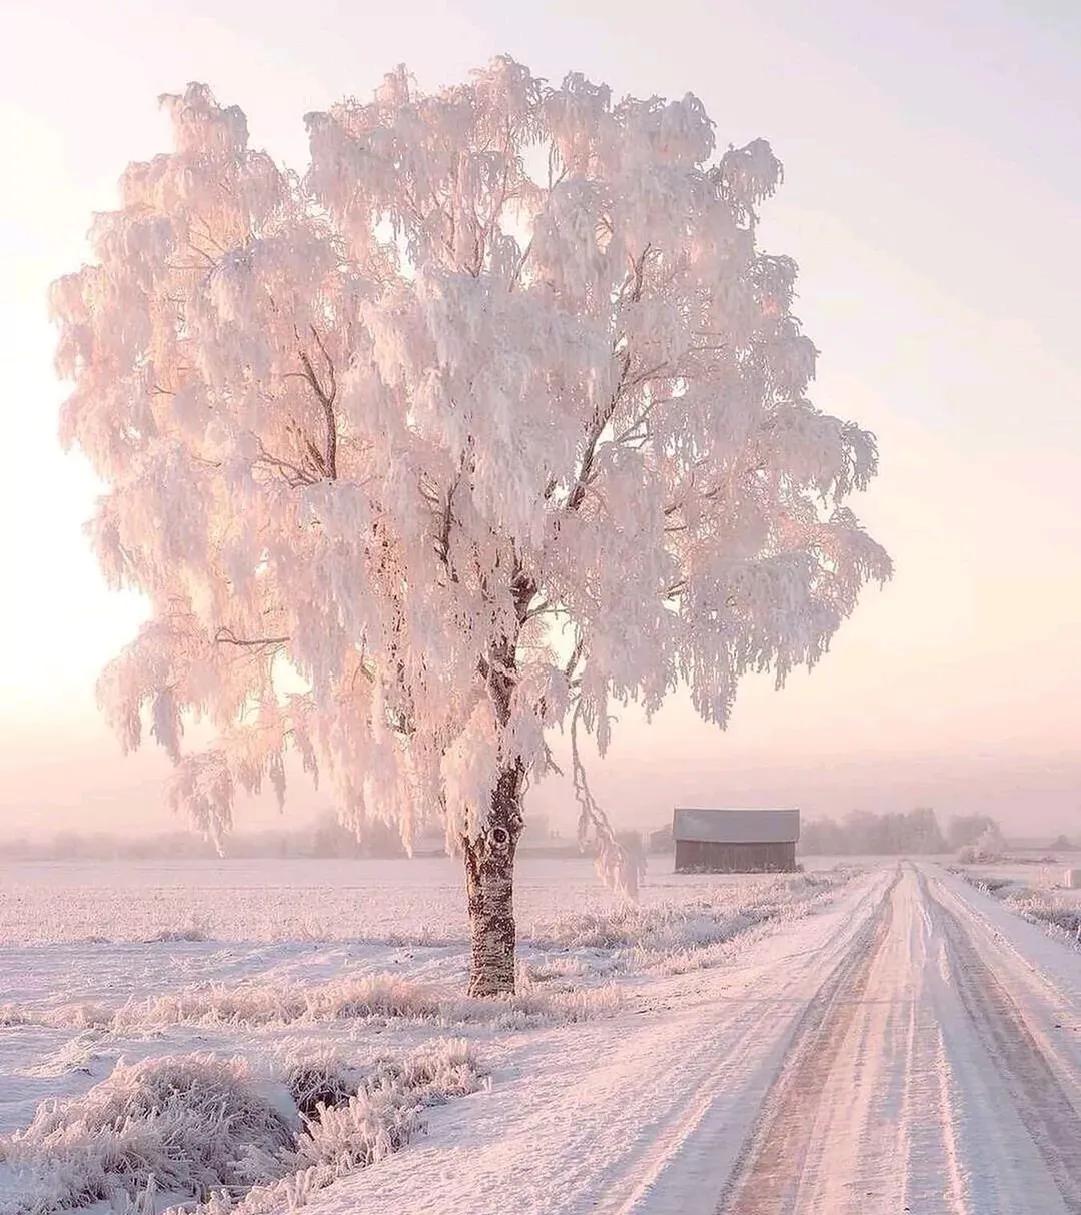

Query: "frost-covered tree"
left=53, top=60, right=890, bottom=994
left=947, top=813, right=1001, bottom=852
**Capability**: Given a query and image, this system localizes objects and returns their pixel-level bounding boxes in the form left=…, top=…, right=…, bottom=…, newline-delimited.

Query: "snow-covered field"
left=3, top=857, right=1081, bottom=1213
left=0, top=856, right=839, bottom=945
left=0, top=856, right=850, bottom=1213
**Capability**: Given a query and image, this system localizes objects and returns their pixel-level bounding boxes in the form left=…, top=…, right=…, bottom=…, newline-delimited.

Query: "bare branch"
left=214, top=626, right=290, bottom=649
left=253, top=436, right=318, bottom=488
left=298, top=330, right=338, bottom=480
left=309, top=324, right=337, bottom=402
left=564, top=634, right=584, bottom=680
left=435, top=471, right=461, bottom=582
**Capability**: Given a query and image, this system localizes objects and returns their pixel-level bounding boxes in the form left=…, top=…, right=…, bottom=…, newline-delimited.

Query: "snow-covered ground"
left=3, top=857, right=1081, bottom=1213
left=954, top=854, right=1081, bottom=899
left=0, top=856, right=864, bottom=944
left=0, top=856, right=849, bottom=1212
left=952, top=855, right=1081, bottom=953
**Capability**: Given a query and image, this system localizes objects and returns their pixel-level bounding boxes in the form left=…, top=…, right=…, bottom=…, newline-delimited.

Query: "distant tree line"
left=3, top=809, right=1072, bottom=863
left=798, top=808, right=1025, bottom=856
left=0, top=811, right=578, bottom=862
left=0, top=812, right=407, bottom=861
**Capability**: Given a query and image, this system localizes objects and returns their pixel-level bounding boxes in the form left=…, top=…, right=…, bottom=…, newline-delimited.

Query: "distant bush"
left=946, top=813, right=1001, bottom=852
left=956, top=822, right=1007, bottom=864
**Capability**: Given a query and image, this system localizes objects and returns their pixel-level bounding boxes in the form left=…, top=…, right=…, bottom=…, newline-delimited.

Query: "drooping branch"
left=570, top=700, right=642, bottom=899
left=565, top=360, right=626, bottom=512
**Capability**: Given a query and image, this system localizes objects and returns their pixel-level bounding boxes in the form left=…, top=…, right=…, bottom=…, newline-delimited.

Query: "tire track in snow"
left=894, top=870, right=969, bottom=1215
left=602, top=871, right=893, bottom=1215
left=715, top=863, right=1081, bottom=1215
left=923, top=873, right=1081, bottom=1214
left=895, top=993, right=968, bottom=1215
left=715, top=869, right=901, bottom=1214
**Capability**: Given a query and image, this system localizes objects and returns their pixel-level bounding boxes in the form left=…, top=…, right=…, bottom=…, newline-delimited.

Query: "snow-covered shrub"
left=2, top=1042, right=485, bottom=1215
left=144, top=917, right=209, bottom=943
left=294, top=1039, right=481, bottom=1173
left=159, top=1041, right=485, bottom=1215
left=995, top=887, right=1081, bottom=949
left=1004, top=890, right=1081, bottom=943
left=963, top=874, right=1014, bottom=896
left=21, top=1035, right=101, bottom=1079
left=448, top=985, right=623, bottom=1027
left=518, top=956, right=594, bottom=986
left=0, top=1055, right=293, bottom=1214
left=284, top=1058, right=362, bottom=1119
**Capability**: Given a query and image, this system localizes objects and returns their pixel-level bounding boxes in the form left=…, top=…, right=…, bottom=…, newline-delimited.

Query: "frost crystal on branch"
left=54, top=60, right=890, bottom=903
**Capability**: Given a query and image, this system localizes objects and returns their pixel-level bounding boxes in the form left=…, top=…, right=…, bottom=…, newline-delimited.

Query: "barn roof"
left=672, top=808, right=800, bottom=844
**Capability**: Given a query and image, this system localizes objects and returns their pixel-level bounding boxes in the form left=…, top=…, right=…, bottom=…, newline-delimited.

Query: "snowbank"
left=954, top=869, right=1081, bottom=950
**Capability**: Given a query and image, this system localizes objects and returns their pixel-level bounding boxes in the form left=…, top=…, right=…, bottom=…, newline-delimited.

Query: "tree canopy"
left=53, top=59, right=890, bottom=914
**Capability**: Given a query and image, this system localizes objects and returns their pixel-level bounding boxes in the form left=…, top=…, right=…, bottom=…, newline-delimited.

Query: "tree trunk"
left=463, top=764, right=523, bottom=996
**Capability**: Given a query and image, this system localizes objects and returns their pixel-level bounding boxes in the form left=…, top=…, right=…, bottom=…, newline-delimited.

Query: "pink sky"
left=1, top=0, right=1079, bottom=838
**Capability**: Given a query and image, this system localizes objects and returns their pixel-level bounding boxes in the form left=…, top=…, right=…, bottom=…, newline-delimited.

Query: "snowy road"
left=318, top=863, right=1081, bottom=1215
left=719, top=865, right=1081, bottom=1214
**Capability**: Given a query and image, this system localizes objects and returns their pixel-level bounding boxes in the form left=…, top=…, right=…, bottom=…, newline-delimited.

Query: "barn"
left=673, top=807, right=800, bottom=873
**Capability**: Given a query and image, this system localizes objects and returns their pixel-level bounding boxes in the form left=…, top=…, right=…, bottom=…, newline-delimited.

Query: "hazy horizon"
left=2, top=0, right=1079, bottom=841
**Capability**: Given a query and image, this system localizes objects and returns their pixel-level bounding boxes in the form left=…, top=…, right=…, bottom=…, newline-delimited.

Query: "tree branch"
left=253, top=435, right=317, bottom=487
left=214, top=627, right=290, bottom=649
left=566, top=245, right=655, bottom=513
left=435, top=472, right=461, bottom=582
left=571, top=700, right=641, bottom=898
left=298, top=327, right=338, bottom=480
left=564, top=634, right=584, bottom=680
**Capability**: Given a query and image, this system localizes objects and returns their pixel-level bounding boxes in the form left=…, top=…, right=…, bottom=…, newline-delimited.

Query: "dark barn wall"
left=674, top=840, right=797, bottom=874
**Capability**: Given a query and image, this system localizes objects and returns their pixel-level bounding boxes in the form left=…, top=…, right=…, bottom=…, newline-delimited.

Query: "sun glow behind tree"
left=52, top=58, right=889, bottom=993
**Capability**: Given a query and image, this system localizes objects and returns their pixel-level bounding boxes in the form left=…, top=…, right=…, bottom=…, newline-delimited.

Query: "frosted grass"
left=0, top=1042, right=484, bottom=1215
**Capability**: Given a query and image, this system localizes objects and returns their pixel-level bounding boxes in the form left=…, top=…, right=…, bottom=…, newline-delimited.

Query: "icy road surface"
left=313, top=863, right=1081, bottom=1215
